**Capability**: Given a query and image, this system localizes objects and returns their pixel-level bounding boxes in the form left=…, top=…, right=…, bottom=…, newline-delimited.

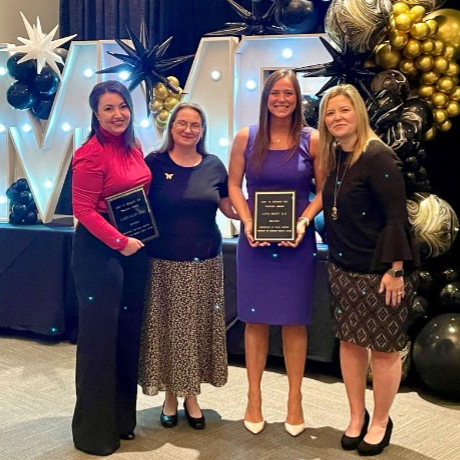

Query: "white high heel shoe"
left=284, top=422, right=305, bottom=437
left=244, top=419, right=265, bottom=434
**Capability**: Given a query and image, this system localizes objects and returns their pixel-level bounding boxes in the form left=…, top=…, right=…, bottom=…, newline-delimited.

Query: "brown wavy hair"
left=251, top=69, right=306, bottom=172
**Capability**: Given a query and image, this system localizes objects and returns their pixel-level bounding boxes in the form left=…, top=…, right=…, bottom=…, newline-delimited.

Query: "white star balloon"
left=7, top=12, right=77, bottom=78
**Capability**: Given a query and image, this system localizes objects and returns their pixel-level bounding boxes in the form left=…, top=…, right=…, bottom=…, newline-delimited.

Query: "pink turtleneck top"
left=72, top=128, right=152, bottom=250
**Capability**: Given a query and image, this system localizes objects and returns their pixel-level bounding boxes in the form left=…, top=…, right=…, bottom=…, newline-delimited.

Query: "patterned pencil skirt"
left=327, top=262, right=419, bottom=352
left=138, top=254, right=228, bottom=397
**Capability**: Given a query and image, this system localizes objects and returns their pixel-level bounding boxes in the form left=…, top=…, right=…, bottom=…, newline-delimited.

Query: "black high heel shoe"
left=160, top=403, right=178, bottom=428
left=184, top=400, right=205, bottom=430
left=358, top=417, right=393, bottom=456
left=341, top=409, right=370, bottom=451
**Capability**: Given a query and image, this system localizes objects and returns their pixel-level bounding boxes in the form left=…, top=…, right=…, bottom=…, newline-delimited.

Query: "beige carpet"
left=0, top=336, right=459, bottom=460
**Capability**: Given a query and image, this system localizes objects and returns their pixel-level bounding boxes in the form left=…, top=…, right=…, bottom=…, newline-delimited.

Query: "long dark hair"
left=252, top=69, right=306, bottom=171
left=85, top=80, right=136, bottom=149
left=157, top=102, right=208, bottom=154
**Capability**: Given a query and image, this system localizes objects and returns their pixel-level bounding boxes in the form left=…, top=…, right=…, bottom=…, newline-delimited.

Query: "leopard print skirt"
left=139, top=254, right=228, bottom=397
left=328, top=262, right=419, bottom=352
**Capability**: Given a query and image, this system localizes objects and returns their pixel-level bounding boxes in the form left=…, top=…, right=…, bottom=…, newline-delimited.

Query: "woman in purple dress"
left=228, top=69, right=323, bottom=437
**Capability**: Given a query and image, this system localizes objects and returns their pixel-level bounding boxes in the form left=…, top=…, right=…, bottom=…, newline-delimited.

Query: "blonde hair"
left=252, top=69, right=306, bottom=171
left=318, top=84, right=382, bottom=174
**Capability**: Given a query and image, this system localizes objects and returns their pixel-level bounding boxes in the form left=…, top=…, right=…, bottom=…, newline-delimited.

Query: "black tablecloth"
left=0, top=223, right=76, bottom=336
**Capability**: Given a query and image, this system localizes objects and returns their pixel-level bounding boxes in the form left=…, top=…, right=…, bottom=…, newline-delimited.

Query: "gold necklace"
left=331, top=151, right=350, bottom=221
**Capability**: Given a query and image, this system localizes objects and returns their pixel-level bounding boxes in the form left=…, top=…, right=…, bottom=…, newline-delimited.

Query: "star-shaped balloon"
left=97, top=25, right=194, bottom=113
left=295, top=37, right=379, bottom=103
left=6, top=12, right=76, bottom=78
left=206, top=0, right=283, bottom=36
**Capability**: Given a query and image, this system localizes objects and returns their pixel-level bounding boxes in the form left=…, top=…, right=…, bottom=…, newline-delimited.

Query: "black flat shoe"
left=358, top=417, right=393, bottom=456
left=161, top=403, right=178, bottom=428
left=341, top=409, right=370, bottom=450
left=184, top=401, right=205, bottom=430
left=120, top=432, right=135, bottom=440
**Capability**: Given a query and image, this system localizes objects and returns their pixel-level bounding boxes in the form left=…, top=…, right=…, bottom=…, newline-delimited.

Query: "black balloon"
left=18, top=191, right=32, bottom=205
left=302, top=94, right=320, bottom=128
left=383, top=120, right=421, bottom=157
left=438, top=268, right=460, bottom=284
left=413, top=314, right=460, bottom=399
left=400, top=98, right=433, bottom=134
left=404, top=171, right=417, bottom=185
left=5, top=184, right=18, bottom=201
left=416, top=146, right=428, bottom=162
left=404, top=156, right=419, bottom=171
left=15, top=178, right=29, bottom=191
left=367, top=90, right=404, bottom=131
left=6, top=53, right=36, bottom=82
left=419, top=270, right=434, bottom=293
left=7, top=82, right=36, bottom=110
left=275, top=0, right=320, bottom=34
left=439, top=282, right=460, bottom=306
left=371, top=70, right=410, bottom=101
left=416, top=166, right=428, bottom=181
left=23, top=210, right=38, bottom=224
left=31, top=96, right=54, bottom=120
left=412, top=296, right=429, bottom=320
left=34, top=66, right=59, bottom=96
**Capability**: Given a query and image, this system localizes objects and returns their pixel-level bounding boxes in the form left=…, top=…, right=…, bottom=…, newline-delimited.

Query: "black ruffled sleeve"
left=367, top=145, right=420, bottom=272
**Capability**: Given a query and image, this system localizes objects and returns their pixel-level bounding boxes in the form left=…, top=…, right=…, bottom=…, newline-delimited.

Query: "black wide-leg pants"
left=71, top=224, right=148, bottom=456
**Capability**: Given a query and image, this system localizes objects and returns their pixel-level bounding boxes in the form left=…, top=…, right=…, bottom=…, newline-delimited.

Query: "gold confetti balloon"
left=375, top=43, right=402, bottom=69
left=431, top=91, right=449, bottom=107
left=407, top=192, right=459, bottom=258
left=416, top=54, right=434, bottom=71
left=436, top=75, right=455, bottom=92
left=425, top=8, right=460, bottom=60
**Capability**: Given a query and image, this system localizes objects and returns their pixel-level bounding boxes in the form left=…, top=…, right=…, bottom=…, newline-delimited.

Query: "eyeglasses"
left=173, top=120, right=202, bottom=133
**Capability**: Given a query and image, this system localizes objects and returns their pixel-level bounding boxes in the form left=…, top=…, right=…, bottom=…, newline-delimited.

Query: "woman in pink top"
left=71, top=80, right=151, bottom=456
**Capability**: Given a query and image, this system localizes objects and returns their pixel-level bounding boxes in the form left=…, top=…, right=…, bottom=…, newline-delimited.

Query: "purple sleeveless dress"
left=237, top=125, right=316, bottom=325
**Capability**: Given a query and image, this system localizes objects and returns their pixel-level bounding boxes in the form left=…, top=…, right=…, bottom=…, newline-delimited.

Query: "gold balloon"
left=154, top=116, right=167, bottom=130
left=404, top=38, right=422, bottom=58
left=418, top=84, right=436, bottom=98
left=420, top=70, right=440, bottom=85
left=375, top=44, right=402, bottom=69
left=155, top=83, right=169, bottom=101
left=423, top=126, right=437, bottom=141
left=443, top=44, right=456, bottom=60
left=167, top=76, right=180, bottom=87
left=434, top=108, right=449, bottom=124
left=416, top=54, right=434, bottom=71
left=426, top=8, right=460, bottom=60
left=149, top=98, right=164, bottom=113
left=437, top=75, right=455, bottom=92
left=163, top=96, right=180, bottom=111
left=421, top=38, right=435, bottom=53
left=445, top=62, right=460, bottom=77
left=400, top=58, right=417, bottom=75
left=169, top=86, right=183, bottom=97
left=410, top=22, right=431, bottom=41
left=431, top=91, right=449, bottom=108
left=446, top=100, right=460, bottom=117
left=437, top=119, right=452, bottom=131
left=450, top=86, right=460, bottom=101
left=452, top=76, right=459, bottom=86
left=395, top=14, right=413, bottom=32
left=425, top=19, right=439, bottom=37
left=157, top=109, right=170, bottom=123
left=390, top=31, right=409, bottom=49
left=393, top=2, right=410, bottom=16
left=431, top=39, right=445, bottom=56
left=409, top=5, right=426, bottom=23
left=433, top=55, right=449, bottom=73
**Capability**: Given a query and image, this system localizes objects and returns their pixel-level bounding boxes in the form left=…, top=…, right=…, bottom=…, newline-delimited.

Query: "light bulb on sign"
left=84, top=68, right=94, bottom=78
left=211, top=70, right=222, bottom=81
left=282, top=48, right=293, bottom=59
left=245, top=79, right=257, bottom=91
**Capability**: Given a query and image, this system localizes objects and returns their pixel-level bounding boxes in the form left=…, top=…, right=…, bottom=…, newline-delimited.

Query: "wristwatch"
left=387, top=268, right=404, bottom=277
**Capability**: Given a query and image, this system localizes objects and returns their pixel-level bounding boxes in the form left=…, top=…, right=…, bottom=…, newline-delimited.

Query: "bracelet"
left=297, top=216, right=310, bottom=226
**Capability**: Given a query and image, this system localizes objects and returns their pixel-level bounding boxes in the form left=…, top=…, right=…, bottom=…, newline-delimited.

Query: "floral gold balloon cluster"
left=150, top=76, right=183, bottom=130
left=375, top=3, right=460, bottom=140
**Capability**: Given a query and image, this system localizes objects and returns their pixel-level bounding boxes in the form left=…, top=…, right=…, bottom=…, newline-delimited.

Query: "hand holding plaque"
left=254, top=191, right=296, bottom=242
left=106, top=186, right=159, bottom=242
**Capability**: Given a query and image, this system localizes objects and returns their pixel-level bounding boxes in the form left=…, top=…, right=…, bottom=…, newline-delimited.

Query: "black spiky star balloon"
left=206, top=0, right=283, bottom=36
left=97, top=25, right=194, bottom=113
left=295, top=37, right=379, bottom=103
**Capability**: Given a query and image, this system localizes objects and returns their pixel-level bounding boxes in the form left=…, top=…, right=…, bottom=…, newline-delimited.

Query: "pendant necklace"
left=331, top=150, right=350, bottom=221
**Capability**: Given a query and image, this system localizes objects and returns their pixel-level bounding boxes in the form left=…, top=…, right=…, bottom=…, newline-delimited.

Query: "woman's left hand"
left=278, top=219, right=308, bottom=248
left=378, top=273, right=405, bottom=307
